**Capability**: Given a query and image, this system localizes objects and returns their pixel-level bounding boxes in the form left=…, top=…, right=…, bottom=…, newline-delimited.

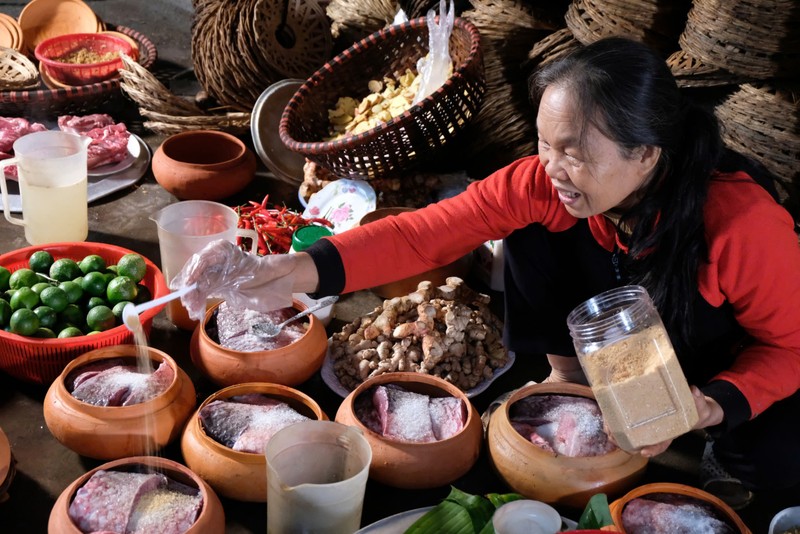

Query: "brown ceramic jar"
left=181, top=382, right=329, bottom=502
left=334, top=371, right=483, bottom=489
left=190, top=299, right=328, bottom=387
left=487, top=382, right=648, bottom=509
left=608, top=482, right=751, bottom=533
left=152, top=129, right=256, bottom=200
left=43, top=345, right=196, bottom=460
left=48, top=456, right=225, bottom=533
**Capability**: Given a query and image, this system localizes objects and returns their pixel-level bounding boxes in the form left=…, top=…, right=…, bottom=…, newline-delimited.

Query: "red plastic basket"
left=34, top=32, right=133, bottom=86
left=0, top=242, right=168, bottom=385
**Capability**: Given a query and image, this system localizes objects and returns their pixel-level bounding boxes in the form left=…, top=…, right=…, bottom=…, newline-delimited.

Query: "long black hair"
left=531, top=37, right=723, bottom=344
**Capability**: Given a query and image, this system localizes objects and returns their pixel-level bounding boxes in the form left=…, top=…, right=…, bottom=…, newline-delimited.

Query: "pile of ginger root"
left=330, top=277, right=510, bottom=392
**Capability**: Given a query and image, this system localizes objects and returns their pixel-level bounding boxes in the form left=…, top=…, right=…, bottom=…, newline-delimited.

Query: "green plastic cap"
left=292, top=225, right=334, bottom=252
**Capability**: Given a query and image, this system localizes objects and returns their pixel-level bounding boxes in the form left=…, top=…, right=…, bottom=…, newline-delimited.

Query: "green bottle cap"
left=292, top=225, right=334, bottom=252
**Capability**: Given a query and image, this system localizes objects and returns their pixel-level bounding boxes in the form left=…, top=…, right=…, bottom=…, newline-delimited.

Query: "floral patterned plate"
left=302, top=178, right=376, bottom=234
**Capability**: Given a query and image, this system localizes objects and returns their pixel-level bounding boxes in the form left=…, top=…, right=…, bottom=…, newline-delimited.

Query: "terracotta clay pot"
left=48, top=456, right=225, bottom=533
left=608, top=482, right=751, bottom=533
left=181, top=382, right=329, bottom=502
left=43, top=345, right=196, bottom=460
left=190, top=299, right=328, bottom=387
left=487, top=382, right=648, bottom=510
left=357, top=207, right=473, bottom=298
left=152, top=130, right=256, bottom=200
left=334, top=371, right=483, bottom=489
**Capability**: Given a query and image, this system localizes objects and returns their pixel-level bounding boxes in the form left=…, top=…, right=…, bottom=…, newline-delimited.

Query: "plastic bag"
left=413, top=0, right=455, bottom=104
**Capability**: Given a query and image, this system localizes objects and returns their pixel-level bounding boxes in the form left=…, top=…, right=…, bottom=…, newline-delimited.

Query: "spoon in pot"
left=250, top=295, right=339, bottom=338
left=121, top=283, right=197, bottom=331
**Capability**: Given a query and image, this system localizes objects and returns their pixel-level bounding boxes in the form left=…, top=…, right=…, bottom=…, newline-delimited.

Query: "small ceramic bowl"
left=486, top=382, right=648, bottom=509
left=181, top=382, right=329, bottom=502
left=48, top=456, right=225, bottom=534
left=152, top=130, right=256, bottom=200
left=190, top=299, right=328, bottom=387
left=43, top=345, right=196, bottom=460
left=608, top=482, right=751, bottom=533
left=0, top=425, right=15, bottom=503
left=334, top=371, right=483, bottom=489
left=357, top=207, right=473, bottom=298
left=770, top=506, right=800, bottom=534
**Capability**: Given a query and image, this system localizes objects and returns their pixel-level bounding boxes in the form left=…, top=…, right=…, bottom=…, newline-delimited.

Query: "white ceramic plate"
left=321, top=341, right=516, bottom=399
left=1, top=133, right=151, bottom=213
left=87, top=134, right=141, bottom=177
left=302, top=179, right=376, bottom=233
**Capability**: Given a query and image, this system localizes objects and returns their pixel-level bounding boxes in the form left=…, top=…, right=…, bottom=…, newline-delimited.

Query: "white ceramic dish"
left=302, top=179, right=376, bottom=234
left=3, top=133, right=150, bottom=213
left=321, top=342, right=516, bottom=399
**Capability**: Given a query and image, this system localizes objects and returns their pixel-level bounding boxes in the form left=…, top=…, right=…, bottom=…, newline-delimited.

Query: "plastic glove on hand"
left=170, top=239, right=297, bottom=322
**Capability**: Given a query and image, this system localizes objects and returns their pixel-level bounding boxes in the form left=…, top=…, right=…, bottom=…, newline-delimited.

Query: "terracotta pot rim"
left=345, top=371, right=478, bottom=447
left=191, top=382, right=327, bottom=460
left=159, top=130, right=247, bottom=168
left=199, top=299, right=317, bottom=356
left=54, top=345, right=180, bottom=415
left=498, top=382, right=639, bottom=465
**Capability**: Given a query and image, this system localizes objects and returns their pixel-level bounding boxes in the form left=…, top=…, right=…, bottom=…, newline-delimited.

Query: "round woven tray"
left=280, top=16, right=486, bottom=181
left=715, top=82, right=799, bottom=187
left=667, top=49, right=751, bottom=88
left=0, top=24, right=156, bottom=117
left=0, top=46, right=38, bottom=90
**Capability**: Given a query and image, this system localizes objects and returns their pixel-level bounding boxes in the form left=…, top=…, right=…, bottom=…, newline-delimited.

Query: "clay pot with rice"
left=334, top=371, right=483, bottom=489
left=487, top=382, right=648, bottom=510
left=190, top=298, right=328, bottom=387
left=181, top=382, right=329, bottom=502
left=43, top=345, right=196, bottom=460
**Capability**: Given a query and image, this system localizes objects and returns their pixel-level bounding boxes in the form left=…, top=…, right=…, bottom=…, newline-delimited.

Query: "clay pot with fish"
left=43, top=345, right=196, bottom=460
left=190, top=298, right=328, bottom=387
left=181, top=382, right=329, bottom=502
left=334, top=371, right=483, bottom=489
left=487, top=382, right=648, bottom=510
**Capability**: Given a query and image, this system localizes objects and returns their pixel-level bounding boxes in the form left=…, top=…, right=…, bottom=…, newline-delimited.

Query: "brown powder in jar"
left=580, top=325, right=698, bottom=451
left=58, top=49, right=119, bottom=64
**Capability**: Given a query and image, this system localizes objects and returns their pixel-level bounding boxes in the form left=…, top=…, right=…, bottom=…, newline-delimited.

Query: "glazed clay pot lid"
left=251, top=79, right=306, bottom=186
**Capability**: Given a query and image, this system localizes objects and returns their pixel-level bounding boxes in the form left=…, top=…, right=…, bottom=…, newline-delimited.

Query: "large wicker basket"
left=279, top=16, right=485, bottom=181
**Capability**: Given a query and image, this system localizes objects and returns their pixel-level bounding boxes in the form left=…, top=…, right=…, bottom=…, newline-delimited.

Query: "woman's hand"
left=636, top=386, right=724, bottom=458
left=544, top=354, right=589, bottom=385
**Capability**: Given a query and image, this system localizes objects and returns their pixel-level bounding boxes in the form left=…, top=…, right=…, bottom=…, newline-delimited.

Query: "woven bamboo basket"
left=0, top=46, right=38, bottom=90
left=280, top=16, right=485, bottom=181
left=715, top=83, right=800, bottom=191
left=528, top=27, right=581, bottom=66
left=667, top=49, right=752, bottom=88
left=678, top=0, right=800, bottom=79
left=326, top=0, right=398, bottom=42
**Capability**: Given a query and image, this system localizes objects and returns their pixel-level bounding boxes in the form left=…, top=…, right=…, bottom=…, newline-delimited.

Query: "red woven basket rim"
left=0, top=24, right=157, bottom=106
left=35, top=32, right=134, bottom=72
left=279, top=16, right=483, bottom=154
left=0, top=241, right=168, bottom=348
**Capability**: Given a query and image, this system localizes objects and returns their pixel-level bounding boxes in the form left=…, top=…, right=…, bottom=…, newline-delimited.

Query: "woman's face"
left=536, top=85, right=659, bottom=218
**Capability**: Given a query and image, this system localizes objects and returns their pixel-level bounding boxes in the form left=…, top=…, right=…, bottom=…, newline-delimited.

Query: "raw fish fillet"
left=373, top=385, right=436, bottom=443
left=69, top=360, right=175, bottom=407
left=429, top=396, right=466, bottom=440
left=621, top=493, right=736, bottom=534
left=127, top=486, right=203, bottom=534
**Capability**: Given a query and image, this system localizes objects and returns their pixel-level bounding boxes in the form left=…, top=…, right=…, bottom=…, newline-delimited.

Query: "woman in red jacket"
left=176, top=37, right=800, bottom=508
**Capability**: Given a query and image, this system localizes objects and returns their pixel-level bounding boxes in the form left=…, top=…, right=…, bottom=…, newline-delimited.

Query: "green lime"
left=59, top=303, right=85, bottom=328
left=31, top=282, right=52, bottom=295
left=79, top=254, right=106, bottom=274
left=49, top=258, right=82, bottom=282
left=134, top=284, right=152, bottom=304
left=0, top=266, right=11, bottom=291
left=40, top=286, right=69, bottom=313
left=116, top=253, right=147, bottom=283
left=34, top=305, right=58, bottom=329
left=3, top=289, right=15, bottom=301
left=9, top=268, right=39, bottom=289
left=34, top=327, right=56, bottom=338
left=10, top=308, right=39, bottom=336
left=81, top=271, right=108, bottom=298
left=0, top=300, right=11, bottom=326
left=107, top=276, right=138, bottom=305
left=86, top=296, right=107, bottom=310
left=10, top=287, right=39, bottom=311
left=112, top=300, right=133, bottom=319
left=28, top=250, right=55, bottom=273
left=86, top=305, right=115, bottom=332
left=58, top=281, right=83, bottom=304
left=57, top=326, right=84, bottom=338
left=106, top=265, right=118, bottom=275
left=102, top=272, right=117, bottom=286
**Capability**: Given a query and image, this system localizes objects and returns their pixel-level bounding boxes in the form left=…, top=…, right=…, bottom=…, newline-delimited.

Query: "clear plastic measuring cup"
left=266, top=420, right=372, bottom=534
left=0, top=131, right=91, bottom=245
left=151, top=200, right=256, bottom=330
